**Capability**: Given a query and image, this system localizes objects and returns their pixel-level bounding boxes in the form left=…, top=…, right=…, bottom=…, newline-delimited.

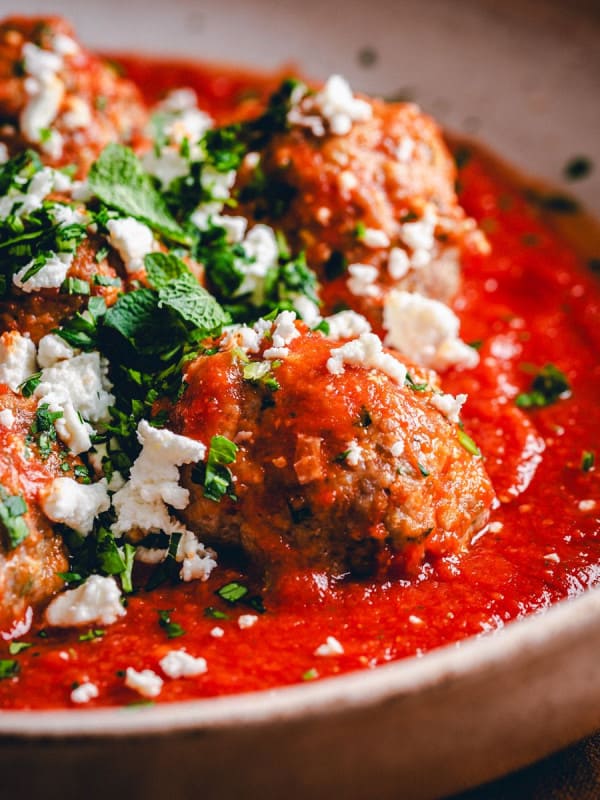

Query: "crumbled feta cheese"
left=125, top=667, right=163, bottom=698
left=430, top=392, right=467, bottom=424
left=293, top=295, right=322, bottom=328
left=20, top=43, right=64, bottom=150
left=263, top=310, right=300, bottom=359
left=290, top=75, right=372, bottom=137
left=360, top=228, right=390, bottom=249
left=543, top=552, right=561, bottom=564
left=488, top=521, right=504, bottom=534
left=327, top=332, right=407, bottom=386
left=210, top=626, right=225, bottom=638
left=142, top=147, right=189, bottom=189
left=36, top=352, right=114, bottom=424
left=0, top=166, right=68, bottom=220
left=408, top=615, right=424, bottom=626
left=314, top=635, right=344, bottom=657
left=41, top=477, right=110, bottom=535
left=390, top=440, right=404, bottom=458
left=0, top=332, right=37, bottom=391
left=344, top=441, right=363, bottom=467
left=388, top=247, right=410, bottom=280
left=347, top=263, right=380, bottom=298
left=159, top=650, right=207, bottom=678
left=71, top=682, right=99, bottom=704
left=395, top=137, right=415, bottom=163
left=106, top=218, right=156, bottom=274
left=46, top=575, right=126, bottom=627
left=400, top=205, right=438, bottom=269
left=238, top=614, right=258, bottom=630
left=579, top=499, right=596, bottom=512
left=0, top=409, right=15, bottom=429
left=234, top=224, right=279, bottom=300
left=324, top=310, right=371, bottom=341
left=190, top=168, right=236, bottom=228
left=383, top=290, right=479, bottom=371
left=13, top=252, right=73, bottom=293
left=177, top=530, right=218, bottom=582
left=111, top=421, right=215, bottom=587
left=159, top=88, right=198, bottom=113
left=52, top=33, right=79, bottom=57
left=62, top=97, right=92, bottom=130
left=50, top=203, right=87, bottom=227
left=212, top=214, right=248, bottom=244
left=37, top=333, right=76, bottom=368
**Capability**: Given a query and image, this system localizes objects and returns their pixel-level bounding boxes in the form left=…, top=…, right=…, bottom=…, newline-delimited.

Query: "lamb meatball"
left=232, top=78, right=486, bottom=324
left=0, top=15, right=147, bottom=176
left=0, top=385, right=80, bottom=634
left=173, top=316, right=494, bottom=578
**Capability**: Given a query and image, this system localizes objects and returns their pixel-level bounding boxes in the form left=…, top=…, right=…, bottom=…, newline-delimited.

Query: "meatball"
left=0, top=385, right=78, bottom=634
left=0, top=15, right=147, bottom=176
left=173, top=316, right=494, bottom=578
left=232, top=78, right=487, bottom=324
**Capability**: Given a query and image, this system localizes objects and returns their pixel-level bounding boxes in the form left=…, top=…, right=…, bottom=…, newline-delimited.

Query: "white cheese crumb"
left=0, top=409, right=15, bottom=429
left=177, top=530, right=218, bottom=583
left=388, top=247, right=410, bottom=280
left=159, top=650, right=207, bottom=678
left=327, top=332, right=407, bottom=386
left=488, top=521, right=504, bottom=534
left=347, top=263, right=380, bottom=298
left=543, top=552, right=561, bottom=564
left=210, top=626, right=225, bottom=638
left=233, top=224, right=279, bottom=301
left=41, top=477, right=110, bottom=535
left=37, top=333, right=76, bottom=368
left=46, top=575, right=126, bottom=627
left=408, top=615, right=424, bottom=626
left=292, top=295, right=322, bottom=328
left=0, top=332, right=37, bottom=391
left=400, top=204, right=438, bottom=269
left=290, top=75, right=372, bottom=137
left=20, top=43, right=64, bottom=152
left=125, top=667, right=163, bottom=698
left=0, top=166, right=68, bottom=220
left=61, top=97, right=92, bottom=130
left=360, top=228, right=390, bottom=249
left=395, top=137, right=415, bottom=163
left=263, top=310, right=300, bottom=359
left=142, top=147, right=189, bottom=189
left=324, top=310, right=371, bottom=341
left=71, top=682, right=99, bottom=704
left=390, top=440, right=404, bottom=458
left=13, top=252, right=72, bottom=293
left=238, top=614, right=258, bottom=630
left=579, top=500, right=596, bottom=512
left=383, top=290, right=479, bottom=371
left=430, top=392, right=468, bottom=424
left=106, top=218, right=156, bottom=273
left=314, top=636, right=344, bottom=657
left=344, top=440, right=363, bottom=467
left=35, top=352, right=114, bottom=425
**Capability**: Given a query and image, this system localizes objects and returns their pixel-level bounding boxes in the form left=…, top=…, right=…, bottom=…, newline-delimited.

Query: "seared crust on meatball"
left=0, top=386, right=77, bottom=632
left=0, top=16, right=147, bottom=175
left=174, top=323, right=494, bottom=578
left=232, top=93, right=486, bottom=323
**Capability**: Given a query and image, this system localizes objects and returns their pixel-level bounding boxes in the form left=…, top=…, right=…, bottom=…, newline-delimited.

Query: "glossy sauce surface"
left=0, top=57, right=598, bottom=709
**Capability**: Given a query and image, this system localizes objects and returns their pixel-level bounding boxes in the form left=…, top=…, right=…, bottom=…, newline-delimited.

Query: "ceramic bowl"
left=2, top=1, right=600, bottom=798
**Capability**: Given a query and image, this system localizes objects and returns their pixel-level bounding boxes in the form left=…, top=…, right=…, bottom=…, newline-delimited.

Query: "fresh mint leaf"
left=88, top=144, right=189, bottom=245
left=158, top=281, right=229, bottom=333
left=144, top=252, right=194, bottom=290
left=0, top=485, right=29, bottom=549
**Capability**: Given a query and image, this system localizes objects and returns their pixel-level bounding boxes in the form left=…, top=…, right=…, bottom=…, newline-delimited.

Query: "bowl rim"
left=2, top=585, right=599, bottom=738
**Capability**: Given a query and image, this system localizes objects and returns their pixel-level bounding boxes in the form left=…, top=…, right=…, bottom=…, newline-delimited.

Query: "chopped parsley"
left=157, top=609, right=186, bottom=639
left=8, top=642, right=32, bottom=655
left=204, top=606, right=229, bottom=620
left=19, top=372, right=42, bottom=398
left=302, top=668, right=319, bottom=681
left=0, top=485, right=29, bottom=549
left=0, top=659, right=19, bottom=679
left=581, top=450, right=596, bottom=473
left=405, top=373, right=429, bottom=392
left=216, top=581, right=249, bottom=604
left=243, top=360, right=280, bottom=391
left=417, top=462, right=430, bottom=478
left=194, top=435, right=239, bottom=503
left=515, top=364, right=571, bottom=409
left=457, top=429, right=481, bottom=457
left=78, top=629, right=105, bottom=642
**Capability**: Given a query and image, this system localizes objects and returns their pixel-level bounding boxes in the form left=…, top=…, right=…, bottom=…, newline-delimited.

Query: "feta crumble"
left=314, top=636, right=344, bottom=657
left=37, top=333, right=76, bottom=368
left=41, top=477, right=110, bottom=535
left=106, top=218, right=156, bottom=273
left=0, top=332, right=37, bottom=391
left=388, top=247, right=410, bottom=280
left=238, top=614, right=258, bottom=630
left=159, top=650, right=207, bottom=678
left=360, top=228, right=390, bottom=249
left=71, top=682, right=99, bottom=705
left=347, top=263, right=380, bottom=298
left=125, top=667, right=163, bottom=698
left=383, top=290, right=479, bottom=371
left=344, top=441, right=363, bottom=467
left=0, top=409, right=15, bottom=429
left=13, top=252, right=73, bottom=293
left=327, top=332, right=407, bottom=386
left=579, top=500, right=596, bottom=512
left=20, top=42, right=65, bottom=154
left=263, top=310, right=300, bottom=359
left=210, top=626, right=225, bottom=638
left=430, top=392, right=468, bottom=424
left=324, top=310, right=371, bottom=341
left=46, top=575, right=126, bottom=627
left=289, top=76, right=372, bottom=137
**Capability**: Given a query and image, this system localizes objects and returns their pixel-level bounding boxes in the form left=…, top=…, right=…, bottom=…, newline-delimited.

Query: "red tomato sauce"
left=0, top=57, right=598, bottom=710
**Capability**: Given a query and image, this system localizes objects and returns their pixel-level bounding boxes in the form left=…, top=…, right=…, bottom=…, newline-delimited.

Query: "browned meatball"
left=0, top=386, right=81, bottom=633
left=173, top=318, right=494, bottom=578
left=0, top=15, right=147, bottom=176
left=232, top=85, right=487, bottom=325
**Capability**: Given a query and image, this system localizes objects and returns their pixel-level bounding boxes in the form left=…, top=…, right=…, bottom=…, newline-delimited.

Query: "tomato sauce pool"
left=1, top=57, right=599, bottom=710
